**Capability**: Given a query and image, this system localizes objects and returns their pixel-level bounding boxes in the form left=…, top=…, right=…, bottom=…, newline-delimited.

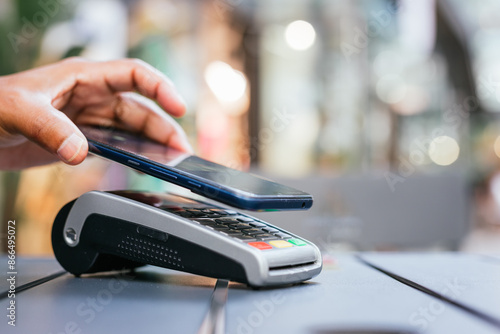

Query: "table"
left=1, top=253, right=499, bottom=334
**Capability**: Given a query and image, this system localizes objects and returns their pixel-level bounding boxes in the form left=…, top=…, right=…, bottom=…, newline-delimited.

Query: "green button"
left=288, top=238, right=307, bottom=246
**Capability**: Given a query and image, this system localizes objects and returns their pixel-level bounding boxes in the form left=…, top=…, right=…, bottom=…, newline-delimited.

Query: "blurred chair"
left=250, top=172, right=470, bottom=251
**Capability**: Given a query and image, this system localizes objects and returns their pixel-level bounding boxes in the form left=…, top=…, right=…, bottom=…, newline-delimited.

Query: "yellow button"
left=269, top=240, right=293, bottom=248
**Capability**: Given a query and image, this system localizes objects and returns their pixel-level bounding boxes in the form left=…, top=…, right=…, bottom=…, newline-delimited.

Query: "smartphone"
left=79, top=126, right=313, bottom=211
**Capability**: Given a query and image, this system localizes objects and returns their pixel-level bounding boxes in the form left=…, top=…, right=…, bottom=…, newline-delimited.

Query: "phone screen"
left=80, top=126, right=310, bottom=198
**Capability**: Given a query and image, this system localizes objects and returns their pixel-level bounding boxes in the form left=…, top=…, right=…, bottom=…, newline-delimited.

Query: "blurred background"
left=1, top=0, right=500, bottom=256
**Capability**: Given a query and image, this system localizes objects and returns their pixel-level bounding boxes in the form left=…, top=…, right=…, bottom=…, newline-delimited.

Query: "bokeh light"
left=376, top=74, right=407, bottom=104
left=494, top=136, right=500, bottom=158
left=204, top=61, right=247, bottom=103
left=284, top=20, right=316, bottom=51
left=428, top=135, right=460, bottom=166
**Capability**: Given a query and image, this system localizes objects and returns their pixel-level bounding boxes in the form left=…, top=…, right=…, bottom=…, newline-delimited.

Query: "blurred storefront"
left=1, top=0, right=500, bottom=255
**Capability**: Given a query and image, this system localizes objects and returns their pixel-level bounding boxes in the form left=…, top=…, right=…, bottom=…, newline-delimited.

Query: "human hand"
left=0, top=57, right=191, bottom=170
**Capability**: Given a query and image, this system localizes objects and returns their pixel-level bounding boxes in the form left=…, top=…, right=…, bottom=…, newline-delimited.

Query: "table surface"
left=1, top=253, right=500, bottom=334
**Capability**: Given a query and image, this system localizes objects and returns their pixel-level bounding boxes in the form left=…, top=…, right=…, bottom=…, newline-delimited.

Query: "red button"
left=248, top=242, right=272, bottom=250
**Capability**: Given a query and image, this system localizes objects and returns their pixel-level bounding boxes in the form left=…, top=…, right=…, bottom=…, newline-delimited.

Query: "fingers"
left=0, top=57, right=188, bottom=170
left=9, top=100, right=89, bottom=165
left=113, top=92, right=193, bottom=153
left=85, top=58, right=186, bottom=118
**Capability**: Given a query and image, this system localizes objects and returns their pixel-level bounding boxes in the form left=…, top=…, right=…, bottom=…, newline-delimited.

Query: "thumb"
left=17, top=104, right=88, bottom=165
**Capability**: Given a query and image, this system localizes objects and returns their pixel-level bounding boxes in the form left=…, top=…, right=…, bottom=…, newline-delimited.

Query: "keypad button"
left=215, top=218, right=240, bottom=224
left=288, top=238, right=307, bottom=246
left=242, top=228, right=266, bottom=235
left=186, top=211, right=206, bottom=217
left=274, top=233, right=292, bottom=239
left=269, top=240, right=293, bottom=248
left=204, top=213, right=222, bottom=218
left=220, top=230, right=243, bottom=237
left=229, top=223, right=253, bottom=230
left=233, top=235, right=257, bottom=241
left=210, top=209, right=229, bottom=215
left=236, top=216, right=254, bottom=222
left=195, top=219, right=217, bottom=226
left=213, top=225, right=230, bottom=231
left=262, top=227, right=280, bottom=234
left=256, top=234, right=278, bottom=240
left=248, top=241, right=272, bottom=250
left=249, top=221, right=266, bottom=227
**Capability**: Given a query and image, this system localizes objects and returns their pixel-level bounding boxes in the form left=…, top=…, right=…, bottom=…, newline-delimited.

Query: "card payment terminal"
left=52, top=191, right=322, bottom=287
